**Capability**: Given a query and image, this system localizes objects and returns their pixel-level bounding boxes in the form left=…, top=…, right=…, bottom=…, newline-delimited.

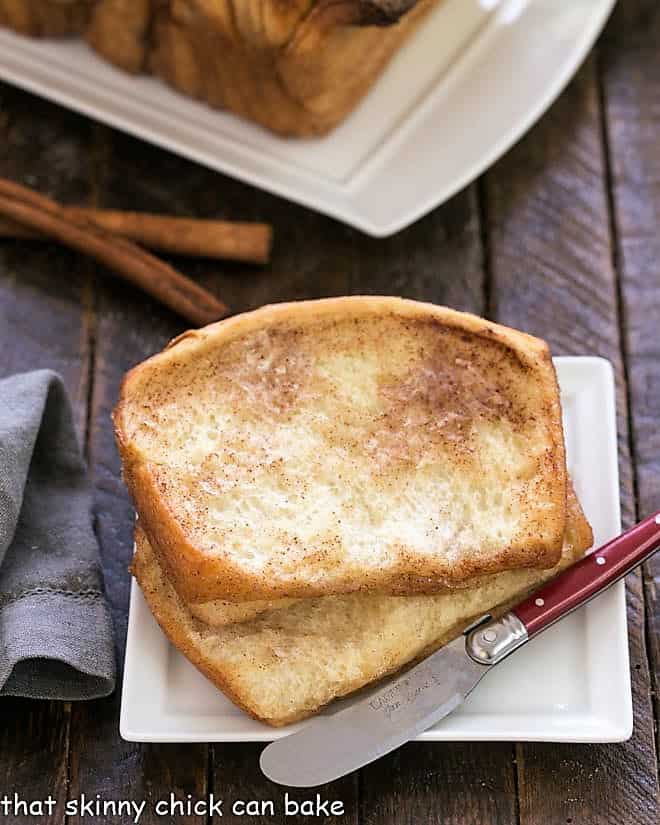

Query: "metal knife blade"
left=260, top=634, right=489, bottom=787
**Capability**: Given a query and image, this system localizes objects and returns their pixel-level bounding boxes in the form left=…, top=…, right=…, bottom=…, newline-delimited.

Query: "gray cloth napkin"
left=0, top=369, right=115, bottom=700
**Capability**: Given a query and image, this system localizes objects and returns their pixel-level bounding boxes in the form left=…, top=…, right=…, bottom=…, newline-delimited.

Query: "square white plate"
left=121, top=356, right=632, bottom=743
left=0, top=0, right=615, bottom=236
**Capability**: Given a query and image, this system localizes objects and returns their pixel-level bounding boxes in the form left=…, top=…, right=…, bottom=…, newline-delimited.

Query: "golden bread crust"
left=149, top=0, right=435, bottom=135
left=0, top=0, right=94, bottom=36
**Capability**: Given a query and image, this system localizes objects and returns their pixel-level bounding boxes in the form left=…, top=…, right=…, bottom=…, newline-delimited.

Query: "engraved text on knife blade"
left=367, top=659, right=451, bottom=721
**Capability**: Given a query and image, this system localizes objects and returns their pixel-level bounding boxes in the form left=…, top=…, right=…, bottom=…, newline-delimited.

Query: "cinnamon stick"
left=0, top=208, right=272, bottom=264
left=0, top=178, right=228, bottom=326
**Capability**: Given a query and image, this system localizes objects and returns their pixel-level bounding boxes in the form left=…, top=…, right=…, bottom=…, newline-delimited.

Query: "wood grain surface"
left=600, top=0, right=660, bottom=759
left=483, top=51, right=659, bottom=825
left=0, top=2, right=658, bottom=823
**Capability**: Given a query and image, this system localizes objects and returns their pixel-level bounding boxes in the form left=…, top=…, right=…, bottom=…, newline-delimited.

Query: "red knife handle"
left=512, top=511, right=660, bottom=637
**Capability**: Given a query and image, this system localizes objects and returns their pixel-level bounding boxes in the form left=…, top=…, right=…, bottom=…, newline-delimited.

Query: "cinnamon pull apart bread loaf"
left=0, top=0, right=437, bottom=135
left=114, top=297, right=568, bottom=603
left=131, top=485, right=592, bottom=726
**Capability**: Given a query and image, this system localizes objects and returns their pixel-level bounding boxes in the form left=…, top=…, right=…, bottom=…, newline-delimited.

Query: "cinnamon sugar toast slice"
left=115, top=297, right=567, bottom=603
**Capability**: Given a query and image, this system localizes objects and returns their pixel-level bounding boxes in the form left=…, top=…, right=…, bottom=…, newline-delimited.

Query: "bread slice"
left=115, top=297, right=567, bottom=603
left=131, top=485, right=592, bottom=726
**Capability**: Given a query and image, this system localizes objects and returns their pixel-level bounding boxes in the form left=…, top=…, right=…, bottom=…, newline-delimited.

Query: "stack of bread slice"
left=114, top=297, right=593, bottom=726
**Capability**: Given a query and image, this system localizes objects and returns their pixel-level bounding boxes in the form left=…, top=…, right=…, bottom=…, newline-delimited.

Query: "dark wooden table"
left=1, top=2, right=659, bottom=823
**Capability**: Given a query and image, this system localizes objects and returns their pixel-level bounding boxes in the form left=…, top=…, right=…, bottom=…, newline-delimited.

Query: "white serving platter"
left=0, top=0, right=615, bottom=236
left=121, top=357, right=632, bottom=744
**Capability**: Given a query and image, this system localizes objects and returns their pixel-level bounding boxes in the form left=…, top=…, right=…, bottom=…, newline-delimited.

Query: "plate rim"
left=120, top=355, right=632, bottom=744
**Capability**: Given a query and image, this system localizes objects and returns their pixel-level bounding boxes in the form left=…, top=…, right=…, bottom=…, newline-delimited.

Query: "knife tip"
left=259, top=741, right=333, bottom=788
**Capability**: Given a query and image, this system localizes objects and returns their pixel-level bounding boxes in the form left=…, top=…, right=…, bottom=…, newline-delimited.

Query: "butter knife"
left=260, top=511, right=660, bottom=787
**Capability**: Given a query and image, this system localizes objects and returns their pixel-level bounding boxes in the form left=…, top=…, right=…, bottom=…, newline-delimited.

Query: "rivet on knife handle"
left=465, top=613, right=528, bottom=665
left=512, top=511, right=660, bottom=638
